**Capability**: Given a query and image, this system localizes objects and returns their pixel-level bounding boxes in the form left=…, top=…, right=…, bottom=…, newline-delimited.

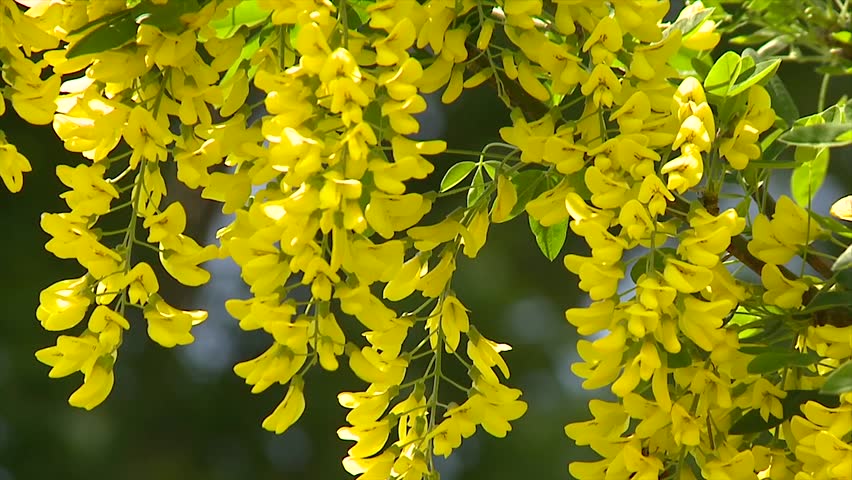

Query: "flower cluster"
left=3, top=0, right=851, bottom=478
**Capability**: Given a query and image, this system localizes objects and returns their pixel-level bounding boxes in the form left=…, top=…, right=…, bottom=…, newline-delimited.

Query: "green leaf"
left=566, top=169, right=592, bottom=201
left=757, top=128, right=787, bottom=164
left=135, top=0, right=199, bottom=32
left=208, top=0, right=270, bottom=39
left=747, top=350, right=821, bottom=375
left=821, top=361, right=852, bottom=395
left=482, top=160, right=502, bottom=179
left=440, top=161, right=476, bottom=192
left=467, top=168, right=485, bottom=207
left=803, top=290, right=852, bottom=312
left=690, top=55, right=712, bottom=81
left=766, top=76, right=800, bottom=127
left=67, top=8, right=133, bottom=37
left=832, top=31, right=852, bottom=45
left=728, top=59, right=781, bottom=97
left=791, top=147, right=829, bottom=206
left=837, top=269, right=852, bottom=289
left=833, top=244, right=852, bottom=272
left=666, top=7, right=714, bottom=37
left=780, top=123, right=852, bottom=148
left=729, top=390, right=840, bottom=435
left=704, top=51, right=741, bottom=97
left=811, top=213, right=852, bottom=239
left=66, top=12, right=137, bottom=58
left=667, top=348, right=693, bottom=368
left=630, top=250, right=671, bottom=283
left=528, top=217, right=568, bottom=261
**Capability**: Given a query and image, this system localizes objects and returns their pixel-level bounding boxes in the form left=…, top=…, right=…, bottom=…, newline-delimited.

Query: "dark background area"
left=1, top=9, right=850, bottom=480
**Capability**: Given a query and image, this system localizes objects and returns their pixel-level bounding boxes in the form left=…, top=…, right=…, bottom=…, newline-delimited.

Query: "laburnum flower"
left=123, top=106, right=175, bottom=168
left=0, top=137, right=32, bottom=193
left=582, top=16, right=623, bottom=65
left=491, top=174, right=518, bottom=223
left=142, top=294, right=207, bottom=348
left=564, top=254, right=624, bottom=300
left=158, top=234, right=218, bottom=286
left=36, top=276, right=92, bottom=331
left=771, top=195, right=823, bottom=246
left=661, top=143, right=703, bottom=194
left=580, top=64, right=621, bottom=108
left=701, top=450, right=757, bottom=479
left=35, top=333, right=99, bottom=379
left=67, top=357, right=115, bottom=411
left=55, top=163, right=119, bottom=216
left=263, top=377, right=306, bottom=434
left=748, top=196, right=821, bottom=264
left=761, top=264, right=808, bottom=308
left=439, top=295, right=470, bottom=352
left=678, top=2, right=721, bottom=51
left=347, top=345, right=407, bottom=387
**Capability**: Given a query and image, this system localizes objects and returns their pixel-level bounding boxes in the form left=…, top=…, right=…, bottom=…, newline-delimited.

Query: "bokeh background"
left=1, top=5, right=850, bottom=480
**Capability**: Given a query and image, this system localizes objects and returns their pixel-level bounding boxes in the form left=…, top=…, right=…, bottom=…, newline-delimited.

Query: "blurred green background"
left=1, top=12, right=851, bottom=480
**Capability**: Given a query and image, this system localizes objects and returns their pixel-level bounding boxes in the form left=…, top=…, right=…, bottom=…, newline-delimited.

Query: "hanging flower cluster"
left=2, top=0, right=851, bottom=478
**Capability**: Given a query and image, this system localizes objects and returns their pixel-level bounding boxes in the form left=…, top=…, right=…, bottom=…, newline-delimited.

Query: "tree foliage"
left=1, top=0, right=851, bottom=478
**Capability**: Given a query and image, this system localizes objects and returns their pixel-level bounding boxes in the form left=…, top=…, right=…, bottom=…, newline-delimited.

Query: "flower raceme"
left=3, top=0, right=850, bottom=478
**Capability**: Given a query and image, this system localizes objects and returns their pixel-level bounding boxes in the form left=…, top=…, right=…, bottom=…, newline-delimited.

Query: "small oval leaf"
left=779, top=123, right=852, bottom=148
left=66, top=12, right=137, bottom=58
left=704, top=51, right=741, bottom=97
left=528, top=217, right=568, bottom=261
left=440, top=161, right=476, bottom=192
left=821, top=361, right=852, bottom=395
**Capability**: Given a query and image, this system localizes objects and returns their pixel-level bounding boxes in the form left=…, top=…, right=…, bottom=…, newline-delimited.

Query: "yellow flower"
left=584, top=166, right=630, bottom=209
left=342, top=450, right=395, bottom=478
left=517, top=60, right=550, bottom=101
left=262, top=377, right=306, bottom=434
left=564, top=255, right=624, bottom=300
left=0, top=140, right=32, bottom=193
left=702, top=451, right=758, bottom=480
left=467, top=327, right=511, bottom=384
left=679, top=297, right=733, bottom=351
left=761, top=264, right=808, bottom=309
left=565, top=300, right=615, bottom=336
left=440, top=295, right=470, bottom=352
left=68, top=357, right=115, bottom=411
left=580, top=64, right=621, bottom=108
left=338, top=387, right=391, bottom=426
left=582, top=16, right=622, bottom=64
left=460, top=208, right=489, bottom=258
left=365, top=192, right=431, bottom=239
left=143, top=294, right=207, bottom=348
left=747, top=214, right=797, bottom=265
left=121, top=262, right=160, bottom=305
left=670, top=402, right=701, bottom=446
left=36, top=276, right=92, bottom=331
left=661, top=143, right=703, bottom=194
left=159, top=234, right=218, bottom=287
left=123, top=106, right=174, bottom=168
left=673, top=114, right=713, bottom=152
left=35, top=333, right=99, bottom=379
left=338, top=419, right=391, bottom=459
left=417, top=250, right=455, bottom=298
left=88, top=305, right=130, bottom=350
left=347, top=345, right=407, bottom=386
left=772, top=195, right=823, bottom=247
left=682, top=18, right=721, bottom=51
left=143, top=202, right=187, bottom=243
